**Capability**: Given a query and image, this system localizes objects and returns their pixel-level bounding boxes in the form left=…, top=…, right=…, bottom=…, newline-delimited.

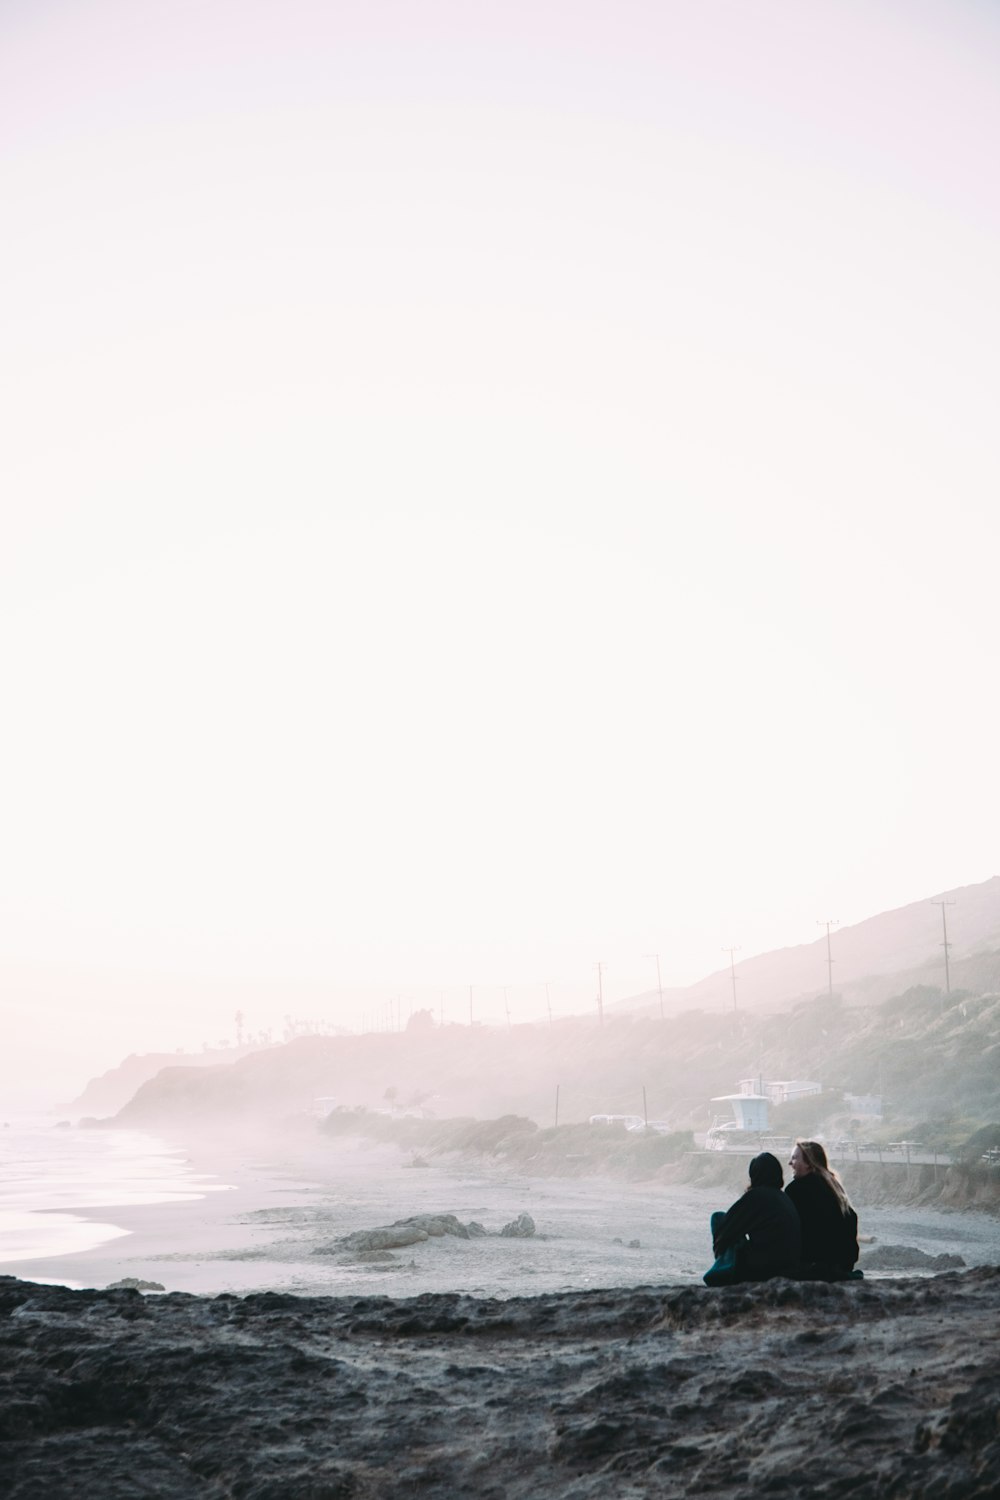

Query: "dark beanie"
left=748, top=1151, right=783, bottom=1189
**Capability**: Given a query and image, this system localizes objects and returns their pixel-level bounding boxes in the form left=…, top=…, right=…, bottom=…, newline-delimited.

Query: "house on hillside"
left=762, top=1079, right=822, bottom=1106
left=734, top=1076, right=822, bottom=1105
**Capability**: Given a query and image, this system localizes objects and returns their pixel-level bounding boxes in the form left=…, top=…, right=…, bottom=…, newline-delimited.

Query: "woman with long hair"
left=786, top=1139, right=861, bottom=1280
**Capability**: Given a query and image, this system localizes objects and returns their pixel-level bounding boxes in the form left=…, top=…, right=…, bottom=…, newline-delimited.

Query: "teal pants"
left=703, top=1211, right=740, bottom=1286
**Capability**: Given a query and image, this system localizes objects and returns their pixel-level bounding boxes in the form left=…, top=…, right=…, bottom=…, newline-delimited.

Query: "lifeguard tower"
left=710, top=1082, right=770, bottom=1133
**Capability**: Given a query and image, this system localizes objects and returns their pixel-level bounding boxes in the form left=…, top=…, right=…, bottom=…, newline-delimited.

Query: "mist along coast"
left=5, top=1121, right=1000, bottom=1301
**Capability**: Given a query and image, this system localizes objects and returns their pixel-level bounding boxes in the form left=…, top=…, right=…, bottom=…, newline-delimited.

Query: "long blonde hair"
left=797, top=1139, right=853, bottom=1216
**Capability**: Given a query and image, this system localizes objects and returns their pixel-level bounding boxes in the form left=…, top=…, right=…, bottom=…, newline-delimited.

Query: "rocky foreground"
left=1, top=1268, right=999, bottom=1499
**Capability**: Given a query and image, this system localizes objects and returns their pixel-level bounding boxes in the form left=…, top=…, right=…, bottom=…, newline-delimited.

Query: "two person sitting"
left=703, top=1139, right=860, bottom=1287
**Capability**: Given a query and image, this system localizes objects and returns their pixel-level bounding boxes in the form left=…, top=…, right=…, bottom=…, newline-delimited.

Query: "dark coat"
left=712, top=1185, right=802, bottom=1278
left=785, top=1172, right=860, bottom=1277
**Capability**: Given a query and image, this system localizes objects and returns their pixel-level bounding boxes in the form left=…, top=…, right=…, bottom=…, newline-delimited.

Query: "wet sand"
left=5, top=1125, right=1000, bottom=1298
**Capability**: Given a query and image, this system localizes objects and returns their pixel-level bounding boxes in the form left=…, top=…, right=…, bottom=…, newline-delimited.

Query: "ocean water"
left=0, top=1113, right=231, bottom=1278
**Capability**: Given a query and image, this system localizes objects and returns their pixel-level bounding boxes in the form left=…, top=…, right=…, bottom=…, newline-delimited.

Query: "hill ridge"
left=614, top=874, right=1000, bottom=1016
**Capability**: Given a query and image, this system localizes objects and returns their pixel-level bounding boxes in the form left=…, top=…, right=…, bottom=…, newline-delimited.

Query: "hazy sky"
left=2, top=0, right=999, bottom=1090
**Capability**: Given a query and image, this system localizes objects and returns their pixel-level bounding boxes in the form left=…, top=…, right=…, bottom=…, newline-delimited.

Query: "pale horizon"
left=2, top=0, right=999, bottom=1102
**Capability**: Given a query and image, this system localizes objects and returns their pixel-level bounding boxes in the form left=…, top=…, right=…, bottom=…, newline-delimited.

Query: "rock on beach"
left=500, top=1211, right=536, bottom=1238
left=318, top=1212, right=489, bottom=1257
left=2, top=1267, right=999, bottom=1498
left=859, top=1243, right=966, bottom=1272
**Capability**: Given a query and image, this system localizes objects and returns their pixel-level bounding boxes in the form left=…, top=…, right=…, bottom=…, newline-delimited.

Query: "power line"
left=645, top=952, right=665, bottom=1019
left=931, top=898, right=956, bottom=995
left=722, top=946, right=740, bottom=1013
left=817, top=919, right=839, bottom=996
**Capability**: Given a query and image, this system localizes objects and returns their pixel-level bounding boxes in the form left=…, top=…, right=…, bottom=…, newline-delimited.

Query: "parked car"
left=705, top=1121, right=742, bottom=1151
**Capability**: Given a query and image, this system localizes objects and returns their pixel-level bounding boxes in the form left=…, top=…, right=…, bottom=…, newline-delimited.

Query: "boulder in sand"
left=500, top=1212, right=535, bottom=1238
left=332, top=1225, right=430, bottom=1253
left=393, top=1214, right=472, bottom=1240
left=859, top=1244, right=966, bottom=1272
left=322, top=1213, right=486, bottom=1257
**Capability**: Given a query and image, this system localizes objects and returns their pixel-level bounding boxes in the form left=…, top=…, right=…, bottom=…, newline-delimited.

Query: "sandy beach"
left=6, top=1123, right=1000, bottom=1299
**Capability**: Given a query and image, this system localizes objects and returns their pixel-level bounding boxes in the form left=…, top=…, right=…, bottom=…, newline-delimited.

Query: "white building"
left=710, top=1076, right=824, bottom=1134
left=711, top=1091, right=770, bottom=1132
left=762, top=1079, right=822, bottom=1107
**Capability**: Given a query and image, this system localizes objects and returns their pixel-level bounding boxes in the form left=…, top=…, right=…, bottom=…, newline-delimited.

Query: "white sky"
left=2, top=0, right=999, bottom=1091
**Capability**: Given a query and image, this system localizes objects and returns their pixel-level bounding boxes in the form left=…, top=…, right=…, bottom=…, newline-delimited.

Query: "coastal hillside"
left=616, top=875, right=1000, bottom=1016
left=66, top=1044, right=266, bottom=1117
left=112, top=979, right=1000, bottom=1152
left=71, top=876, right=1000, bottom=1138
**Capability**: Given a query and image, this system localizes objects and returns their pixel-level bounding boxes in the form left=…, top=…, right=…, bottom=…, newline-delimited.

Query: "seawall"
left=668, top=1152, right=1000, bottom=1214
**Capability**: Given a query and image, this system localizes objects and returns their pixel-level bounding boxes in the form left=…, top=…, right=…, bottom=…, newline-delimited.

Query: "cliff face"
left=67, top=1046, right=258, bottom=1117
left=2, top=1269, right=999, bottom=1498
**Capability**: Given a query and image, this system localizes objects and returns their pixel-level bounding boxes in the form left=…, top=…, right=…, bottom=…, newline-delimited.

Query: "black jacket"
left=785, top=1172, right=859, bottom=1275
left=713, top=1185, right=802, bottom=1278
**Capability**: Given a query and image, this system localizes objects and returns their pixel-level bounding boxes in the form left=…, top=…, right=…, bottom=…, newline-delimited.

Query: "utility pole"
left=645, top=953, right=665, bottom=1019
left=595, top=961, right=605, bottom=1026
left=722, top=946, right=740, bottom=1013
left=817, top=919, right=839, bottom=996
left=931, top=898, right=956, bottom=995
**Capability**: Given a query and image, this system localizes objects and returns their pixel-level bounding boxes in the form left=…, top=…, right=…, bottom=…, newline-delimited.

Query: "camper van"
left=588, top=1113, right=645, bottom=1131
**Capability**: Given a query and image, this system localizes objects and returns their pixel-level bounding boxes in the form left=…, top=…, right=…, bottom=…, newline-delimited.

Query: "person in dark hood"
left=703, top=1151, right=801, bottom=1286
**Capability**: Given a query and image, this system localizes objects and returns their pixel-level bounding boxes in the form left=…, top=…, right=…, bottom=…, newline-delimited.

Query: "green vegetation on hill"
left=320, top=1108, right=695, bottom=1179
left=755, top=985, right=1000, bottom=1150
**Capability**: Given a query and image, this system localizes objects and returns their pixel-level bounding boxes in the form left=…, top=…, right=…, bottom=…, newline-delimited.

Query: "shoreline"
left=0, top=1132, right=319, bottom=1294
left=3, top=1123, right=1000, bottom=1301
